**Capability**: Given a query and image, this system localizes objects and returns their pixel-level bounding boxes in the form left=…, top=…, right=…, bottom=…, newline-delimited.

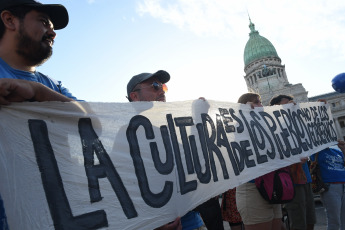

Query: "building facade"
left=309, top=92, right=345, bottom=140
left=242, top=19, right=345, bottom=140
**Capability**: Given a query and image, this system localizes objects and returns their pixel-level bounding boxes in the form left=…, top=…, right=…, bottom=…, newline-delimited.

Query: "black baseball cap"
left=127, top=70, right=170, bottom=101
left=0, top=0, right=68, bottom=30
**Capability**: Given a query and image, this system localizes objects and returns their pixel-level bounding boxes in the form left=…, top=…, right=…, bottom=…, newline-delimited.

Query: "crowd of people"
left=0, top=0, right=344, bottom=230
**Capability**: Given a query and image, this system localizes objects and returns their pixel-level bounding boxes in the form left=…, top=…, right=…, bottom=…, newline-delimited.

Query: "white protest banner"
left=0, top=100, right=337, bottom=230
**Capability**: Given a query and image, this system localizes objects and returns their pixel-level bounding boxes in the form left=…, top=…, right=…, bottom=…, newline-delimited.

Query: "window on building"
left=340, top=120, right=345, bottom=128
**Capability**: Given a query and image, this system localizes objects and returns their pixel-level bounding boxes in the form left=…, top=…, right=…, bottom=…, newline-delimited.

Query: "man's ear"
left=129, top=91, right=139, bottom=102
left=1, top=10, right=18, bottom=31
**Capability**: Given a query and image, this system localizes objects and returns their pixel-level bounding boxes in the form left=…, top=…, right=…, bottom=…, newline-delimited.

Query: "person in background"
left=310, top=140, right=345, bottom=230
left=127, top=70, right=206, bottom=230
left=235, top=92, right=283, bottom=230
left=221, top=188, right=244, bottom=230
left=194, top=196, right=224, bottom=230
left=0, top=0, right=76, bottom=229
left=269, top=95, right=316, bottom=230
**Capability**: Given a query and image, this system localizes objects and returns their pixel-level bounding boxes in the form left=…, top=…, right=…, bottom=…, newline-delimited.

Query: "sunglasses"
left=133, top=81, right=168, bottom=93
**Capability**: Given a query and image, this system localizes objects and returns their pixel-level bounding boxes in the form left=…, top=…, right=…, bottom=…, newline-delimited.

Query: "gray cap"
left=127, top=70, right=170, bottom=101
left=0, top=0, right=68, bottom=30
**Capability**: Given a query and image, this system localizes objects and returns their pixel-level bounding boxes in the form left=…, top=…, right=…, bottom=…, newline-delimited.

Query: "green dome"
left=244, top=20, right=279, bottom=66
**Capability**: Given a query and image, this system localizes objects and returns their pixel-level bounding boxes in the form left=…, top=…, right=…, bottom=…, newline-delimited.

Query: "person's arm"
left=0, top=79, right=73, bottom=105
left=336, top=140, right=345, bottom=167
left=154, top=217, right=182, bottom=230
left=337, top=140, right=345, bottom=156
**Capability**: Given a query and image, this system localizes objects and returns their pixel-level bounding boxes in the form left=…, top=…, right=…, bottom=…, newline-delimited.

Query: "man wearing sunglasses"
left=127, top=70, right=207, bottom=230
left=127, top=70, right=169, bottom=102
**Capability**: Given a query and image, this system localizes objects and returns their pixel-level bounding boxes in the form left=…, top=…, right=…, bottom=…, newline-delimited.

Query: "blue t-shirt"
left=0, top=58, right=77, bottom=100
left=302, top=162, right=312, bottom=183
left=0, top=57, right=77, bottom=229
left=310, top=148, right=345, bottom=183
left=181, top=211, right=204, bottom=230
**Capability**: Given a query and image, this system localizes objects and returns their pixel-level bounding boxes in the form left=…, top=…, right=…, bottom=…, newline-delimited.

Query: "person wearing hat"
left=127, top=70, right=207, bottom=230
left=127, top=70, right=170, bottom=102
left=0, top=0, right=76, bottom=229
left=0, top=0, right=75, bottom=104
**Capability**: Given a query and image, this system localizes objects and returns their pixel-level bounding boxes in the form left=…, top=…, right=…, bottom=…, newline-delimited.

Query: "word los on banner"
left=27, top=104, right=336, bottom=229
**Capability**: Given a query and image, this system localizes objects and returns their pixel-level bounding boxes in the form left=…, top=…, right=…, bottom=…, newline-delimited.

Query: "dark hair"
left=269, top=94, right=293, bottom=106
left=237, top=93, right=260, bottom=104
left=0, top=6, right=34, bottom=39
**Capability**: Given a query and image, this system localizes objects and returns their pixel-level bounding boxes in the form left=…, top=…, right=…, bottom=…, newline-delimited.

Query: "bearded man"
left=0, top=0, right=76, bottom=104
left=0, top=0, right=77, bottom=228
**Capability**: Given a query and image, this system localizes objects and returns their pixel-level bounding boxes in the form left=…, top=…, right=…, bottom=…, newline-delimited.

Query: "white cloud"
left=137, top=0, right=247, bottom=37
left=136, top=0, right=345, bottom=58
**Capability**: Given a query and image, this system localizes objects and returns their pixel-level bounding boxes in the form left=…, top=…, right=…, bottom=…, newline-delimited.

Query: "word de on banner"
left=0, top=100, right=337, bottom=229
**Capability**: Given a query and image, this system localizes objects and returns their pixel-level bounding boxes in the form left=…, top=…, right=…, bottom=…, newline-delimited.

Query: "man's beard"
left=16, top=23, right=53, bottom=67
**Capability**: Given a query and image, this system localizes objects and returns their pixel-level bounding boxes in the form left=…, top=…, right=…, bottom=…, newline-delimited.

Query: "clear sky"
left=38, top=0, right=345, bottom=103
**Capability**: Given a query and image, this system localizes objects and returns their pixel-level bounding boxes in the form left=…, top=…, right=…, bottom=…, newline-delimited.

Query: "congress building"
left=242, top=19, right=345, bottom=140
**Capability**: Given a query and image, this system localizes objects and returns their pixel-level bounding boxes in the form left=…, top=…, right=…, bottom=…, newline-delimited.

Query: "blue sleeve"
left=37, top=73, right=81, bottom=101
left=302, top=162, right=312, bottom=182
left=56, top=81, right=79, bottom=101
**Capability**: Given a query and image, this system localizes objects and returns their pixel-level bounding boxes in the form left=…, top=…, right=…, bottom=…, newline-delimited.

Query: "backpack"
left=255, top=166, right=295, bottom=204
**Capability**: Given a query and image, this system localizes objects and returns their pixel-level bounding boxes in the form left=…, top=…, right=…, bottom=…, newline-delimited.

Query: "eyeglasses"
left=133, top=81, right=168, bottom=93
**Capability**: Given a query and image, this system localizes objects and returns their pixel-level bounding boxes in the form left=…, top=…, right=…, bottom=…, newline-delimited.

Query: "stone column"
left=333, top=117, right=343, bottom=140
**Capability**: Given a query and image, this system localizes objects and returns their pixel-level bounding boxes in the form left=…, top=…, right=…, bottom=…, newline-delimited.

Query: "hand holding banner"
left=0, top=100, right=337, bottom=229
